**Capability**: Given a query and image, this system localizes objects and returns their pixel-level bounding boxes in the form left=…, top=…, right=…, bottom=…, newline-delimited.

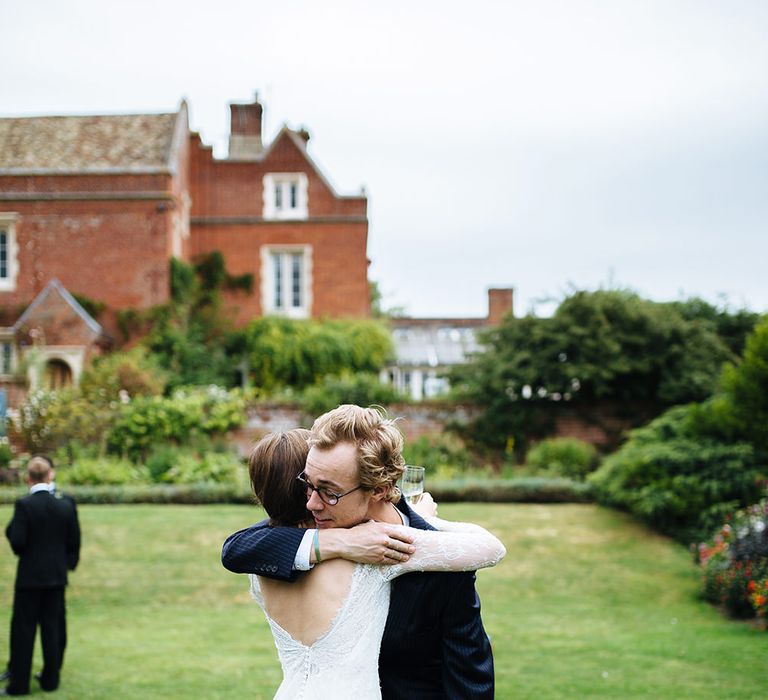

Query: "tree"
left=690, top=314, right=768, bottom=460
left=666, top=298, right=760, bottom=357
left=589, top=315, right=768, bottom=543
left=239, top=316, right=393, bottom=391
left=450, top=290, right=748, bottom=456
left=719, top=315, right=768, bottom=456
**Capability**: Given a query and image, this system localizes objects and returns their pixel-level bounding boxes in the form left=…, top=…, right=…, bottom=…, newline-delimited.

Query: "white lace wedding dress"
left=248, top=518, right=505, bottom=699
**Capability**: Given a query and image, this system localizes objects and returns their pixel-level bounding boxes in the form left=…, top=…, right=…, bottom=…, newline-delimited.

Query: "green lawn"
left=0, top=503, right=765, bottom=699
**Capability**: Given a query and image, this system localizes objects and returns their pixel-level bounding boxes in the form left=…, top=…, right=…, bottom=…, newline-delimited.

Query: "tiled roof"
left=0, top=112, right=179, bottom=173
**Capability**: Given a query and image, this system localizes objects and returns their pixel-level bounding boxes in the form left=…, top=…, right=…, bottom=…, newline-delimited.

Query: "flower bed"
left=697, top=497, right=768, bottom=625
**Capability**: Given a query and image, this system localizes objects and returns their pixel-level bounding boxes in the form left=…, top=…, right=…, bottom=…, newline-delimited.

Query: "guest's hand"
left=317, top=521, right=416, bottom=565
left=410, top=491, right=437, bottom=519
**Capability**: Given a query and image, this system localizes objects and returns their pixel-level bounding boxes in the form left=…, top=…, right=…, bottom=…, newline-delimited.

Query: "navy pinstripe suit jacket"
left=221, top=500, right=494, bottom=699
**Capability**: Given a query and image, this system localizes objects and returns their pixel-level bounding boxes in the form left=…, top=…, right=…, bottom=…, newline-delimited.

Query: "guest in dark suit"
left=222, top=405, right=496, bottom=699
left=3, top=455, right=80, bottom=696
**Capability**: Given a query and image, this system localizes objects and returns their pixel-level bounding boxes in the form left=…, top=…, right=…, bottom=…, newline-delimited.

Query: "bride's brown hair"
left=249, top=429, right=312, bottom=526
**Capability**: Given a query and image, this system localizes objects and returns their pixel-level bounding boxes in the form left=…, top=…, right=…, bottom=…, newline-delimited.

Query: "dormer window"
left=263, top=173, right=308, bottom=220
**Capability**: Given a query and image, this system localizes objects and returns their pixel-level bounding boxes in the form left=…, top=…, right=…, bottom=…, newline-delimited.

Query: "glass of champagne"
left=401, top=465, right=425, bottom=505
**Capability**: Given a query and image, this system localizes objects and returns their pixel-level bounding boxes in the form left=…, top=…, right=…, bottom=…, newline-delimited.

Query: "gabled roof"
left=0, top=108, right=185, bottom=175
left=13, top=279, right=104, bottom=337
left=252, top=125, right=359, bottom=199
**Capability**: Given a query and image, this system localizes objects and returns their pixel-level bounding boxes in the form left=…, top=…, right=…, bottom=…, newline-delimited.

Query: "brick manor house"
left=0, top=94, right=370, bottom=399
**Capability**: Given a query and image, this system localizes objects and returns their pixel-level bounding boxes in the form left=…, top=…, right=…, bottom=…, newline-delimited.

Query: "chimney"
left=487, top=288, right=514, bottom=325
left=228, top=93, right=264, bottom=160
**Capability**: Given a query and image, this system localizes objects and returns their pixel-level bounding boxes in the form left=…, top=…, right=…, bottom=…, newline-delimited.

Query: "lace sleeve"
left=380, top=520, right=506, bottom=581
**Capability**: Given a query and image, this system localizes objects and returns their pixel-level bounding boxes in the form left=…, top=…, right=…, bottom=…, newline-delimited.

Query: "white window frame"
left=262, top=173, right=309, bottom=220
left=260, top=245, right=312, bottom=319
left=0, top=213, right=19, bottom=292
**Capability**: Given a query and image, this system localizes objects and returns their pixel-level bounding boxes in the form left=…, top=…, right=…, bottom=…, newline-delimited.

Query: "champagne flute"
left=401, top=465, right=425, bottom=505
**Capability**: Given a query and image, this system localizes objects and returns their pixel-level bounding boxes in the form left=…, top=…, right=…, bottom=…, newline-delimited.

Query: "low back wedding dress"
left=249, top=519, right=505, bottom=699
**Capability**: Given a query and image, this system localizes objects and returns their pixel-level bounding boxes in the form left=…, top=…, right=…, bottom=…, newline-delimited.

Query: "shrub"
left=429, top=476, right=594, bottom=503
left=0, top=483, right=253, bottom=505
left=300, top=372, right=403, bottom=416
left=144, top=444, right=185, bottom=482
left=107, top=386, right=248, bottom=459
left=161, top=451, right=245, bottom=486
left=714, top=315, right=768, bottom=460
left=0, top=440, right=13, bottom=468
left=57, top=456, right=149, bottom=486
left=526, top=437, right=599, bottom=480
left=402, top=433, right=482, bottom=480
left=0, top=476, right=593, bottom=505
left=80, top=347, right=167, bottom=402
left=589, top=405, right=763, bottom=543
left=697, top=498, right=768, bottom=620
left=14, top=389, right=115, bottom=454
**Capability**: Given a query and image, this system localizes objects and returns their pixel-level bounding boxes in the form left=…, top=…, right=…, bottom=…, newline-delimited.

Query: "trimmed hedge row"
left=0, top=484, right=254, bottom=506
left=430, top=477, right=593, bottom=503
left=0, top=477, right=593, bottom=506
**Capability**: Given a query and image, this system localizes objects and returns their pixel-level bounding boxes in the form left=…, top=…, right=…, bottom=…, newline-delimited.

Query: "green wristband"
left=313, top=528, right=322, bottom=563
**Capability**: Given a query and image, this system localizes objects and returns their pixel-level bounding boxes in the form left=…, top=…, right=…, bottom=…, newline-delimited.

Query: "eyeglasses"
left=296, top=473, right=365, bottom=506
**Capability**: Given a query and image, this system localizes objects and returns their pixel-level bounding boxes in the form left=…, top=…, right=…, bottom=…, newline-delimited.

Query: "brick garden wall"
left=230, top=400, right=645, bottom=458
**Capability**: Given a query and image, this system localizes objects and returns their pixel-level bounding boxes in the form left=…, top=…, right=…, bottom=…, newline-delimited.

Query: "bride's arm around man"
left=222, top=404, right=504, bottom=699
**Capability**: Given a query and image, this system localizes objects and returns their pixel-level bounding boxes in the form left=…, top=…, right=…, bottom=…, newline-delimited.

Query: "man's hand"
left=317, top=521, right=416, bottom=565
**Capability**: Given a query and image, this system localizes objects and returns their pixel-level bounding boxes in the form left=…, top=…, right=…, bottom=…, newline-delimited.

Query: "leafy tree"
left=718, top=315, right=768, bottom=456
left=666, top=298, right=759, bottom=357
left=240, top=317, right=393, bottom=391
left=450, top=290, right=742, bottom=455
left=689, top=315, right=768, bottom=459
left=589, top=316, right=768, bottom=543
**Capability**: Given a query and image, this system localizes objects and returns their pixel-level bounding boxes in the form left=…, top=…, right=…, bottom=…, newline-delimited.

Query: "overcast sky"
left=2, top=0, right=766, bottom=317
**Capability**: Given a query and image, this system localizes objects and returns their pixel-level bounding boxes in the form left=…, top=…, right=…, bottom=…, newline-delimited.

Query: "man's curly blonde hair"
left=308, top=405, right=405, bottom=502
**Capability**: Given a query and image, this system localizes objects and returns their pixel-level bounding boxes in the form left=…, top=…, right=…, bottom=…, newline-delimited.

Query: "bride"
left=244, top=428, right=505, bottom=699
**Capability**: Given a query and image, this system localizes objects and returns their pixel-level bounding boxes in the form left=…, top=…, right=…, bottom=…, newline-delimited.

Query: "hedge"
left=0, top=477, right=593, bottom=506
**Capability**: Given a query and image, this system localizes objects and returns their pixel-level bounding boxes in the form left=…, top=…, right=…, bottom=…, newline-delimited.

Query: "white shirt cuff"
left=294, top=529, right=316, bottom=570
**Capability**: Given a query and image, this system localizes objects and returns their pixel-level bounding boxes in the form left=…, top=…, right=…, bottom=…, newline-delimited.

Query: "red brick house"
left=0, top=94, right=370, bottom=331
left=191, top=98, right=370, bottom=325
